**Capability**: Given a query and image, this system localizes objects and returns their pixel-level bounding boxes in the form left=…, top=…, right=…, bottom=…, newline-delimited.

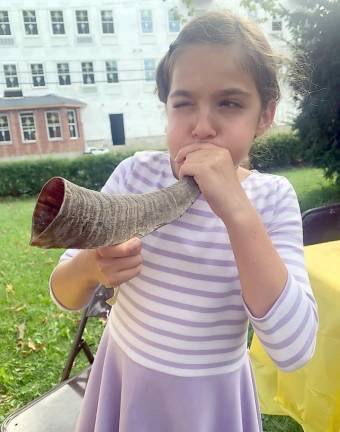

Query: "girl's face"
left=165, top=44, right=276, bottom=178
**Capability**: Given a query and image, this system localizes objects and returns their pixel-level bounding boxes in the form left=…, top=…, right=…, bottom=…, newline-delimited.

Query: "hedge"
left=249, top=131, right=304, bottom=171
left=0, top=150, right=136, bottom=197
left=0, top=131, right=304, bottom=197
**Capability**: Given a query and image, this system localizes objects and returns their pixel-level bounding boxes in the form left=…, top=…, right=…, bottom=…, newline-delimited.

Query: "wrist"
left=219, top=191, right=254, bottom=227
left=73, top=249, right=100, bottom=290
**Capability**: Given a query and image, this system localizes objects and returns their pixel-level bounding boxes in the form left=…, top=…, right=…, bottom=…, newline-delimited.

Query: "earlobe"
left=256, top=101, right=276, bottom=137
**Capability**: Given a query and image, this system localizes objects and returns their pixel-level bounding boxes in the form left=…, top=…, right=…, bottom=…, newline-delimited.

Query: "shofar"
left=30, top=176, right=200, bottom=249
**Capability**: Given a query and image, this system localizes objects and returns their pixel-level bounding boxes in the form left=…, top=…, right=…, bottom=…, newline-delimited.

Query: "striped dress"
left=53, top=150, right=318, bottom=432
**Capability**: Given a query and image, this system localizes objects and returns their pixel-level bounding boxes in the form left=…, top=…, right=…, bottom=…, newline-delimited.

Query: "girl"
left=50, top=10, right=318, bottom=432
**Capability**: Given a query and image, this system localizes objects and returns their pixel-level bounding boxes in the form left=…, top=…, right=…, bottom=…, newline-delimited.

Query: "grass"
left=0, top=165, right=338, bottom=428
left=273, top=165, right=340, bottom=212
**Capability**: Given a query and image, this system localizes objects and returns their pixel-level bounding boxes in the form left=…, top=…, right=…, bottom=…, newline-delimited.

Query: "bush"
left=0, top=132, right=304, bottom=197
left=249, top=131, right=304, bottom=171
left=0, top=150, right=136, bottom=197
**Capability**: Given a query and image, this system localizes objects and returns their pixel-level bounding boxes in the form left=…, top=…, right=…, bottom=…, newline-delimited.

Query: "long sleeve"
left=244, top=177, right=319, bottom=372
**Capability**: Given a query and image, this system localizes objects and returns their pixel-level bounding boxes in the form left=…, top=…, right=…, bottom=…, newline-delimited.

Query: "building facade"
left=0, top=95, right=85, bottom=158
left=0, top=0, right=297, bottom=159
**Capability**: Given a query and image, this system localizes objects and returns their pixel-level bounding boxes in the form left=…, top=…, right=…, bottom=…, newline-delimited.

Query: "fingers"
left=174, top=142, right=217, bottom=164
left=104, top=264, right=143, bottom=287
left=95, top=237, right=143, bottom=288
left=97, top=237, right=142, bottom=258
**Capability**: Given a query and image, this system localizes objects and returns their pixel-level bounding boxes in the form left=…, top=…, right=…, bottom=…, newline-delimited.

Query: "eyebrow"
left=169, top=88, right=252, bottom=99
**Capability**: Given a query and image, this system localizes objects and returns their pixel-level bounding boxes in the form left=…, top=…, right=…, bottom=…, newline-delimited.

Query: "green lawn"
left=0, top=166, right=339, bottom=428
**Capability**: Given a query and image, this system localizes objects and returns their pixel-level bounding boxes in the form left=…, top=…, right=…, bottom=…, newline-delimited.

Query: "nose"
left=191, top=108, right=217, bottom=141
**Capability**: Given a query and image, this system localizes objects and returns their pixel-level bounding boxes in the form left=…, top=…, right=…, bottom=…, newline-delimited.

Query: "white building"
left=0, top=0, right=297, bottom=154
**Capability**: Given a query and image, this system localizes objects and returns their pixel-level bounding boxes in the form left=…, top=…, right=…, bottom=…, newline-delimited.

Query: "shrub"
left=0, top=132, right=304, bottom=197
left=249, top=131, right=304, bottom=171
left=0, top=150, right=135, bottom=197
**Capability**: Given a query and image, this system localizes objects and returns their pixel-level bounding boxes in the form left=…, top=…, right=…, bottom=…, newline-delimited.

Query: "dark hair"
left=156, top=10, right=280, bottom=108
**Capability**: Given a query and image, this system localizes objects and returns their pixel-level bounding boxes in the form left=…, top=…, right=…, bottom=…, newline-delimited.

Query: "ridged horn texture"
left=30, top=176, right=200, bottom=249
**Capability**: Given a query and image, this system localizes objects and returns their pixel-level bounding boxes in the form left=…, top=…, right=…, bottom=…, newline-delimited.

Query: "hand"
left=174, top=143, right=249, bottom=221
left=92, top=237, right=143, bottom=288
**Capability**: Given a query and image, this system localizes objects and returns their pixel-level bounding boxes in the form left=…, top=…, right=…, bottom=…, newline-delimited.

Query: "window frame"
left=101, top=10, right=114, bottom=34
left=272, top=19, right=283, bottom=32
left=105, top=60, right=119, bottom=83
left=45, top=111, right=63, bottom=141
left=57, top=62, right=71, bottom=86
left=0, top=113, right=11, bottom=144
left=22, top=10, right=39, bottom=36
left=30, top=63, right=46, bottom=87
left=0, top=10, right=11, bottom=36
left=3, top=64, right=19, bottom=89
left=75, top=10, right=90, bottom=35
left=67, top=109, right=79, bottom=139
left=19, top=112, right=37, bottom=143
left=144, top=59, right=156, bottom=82
left=81, top=61, right=95, bottom=85
left=168, top=9, right=180, bottom=33
left=50, top=10, right=66, bottom=36
left=140, top=9, right=153, bottom=34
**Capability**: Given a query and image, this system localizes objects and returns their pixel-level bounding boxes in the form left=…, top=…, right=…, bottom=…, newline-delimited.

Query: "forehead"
left=170, top=44, right=258, bottom=96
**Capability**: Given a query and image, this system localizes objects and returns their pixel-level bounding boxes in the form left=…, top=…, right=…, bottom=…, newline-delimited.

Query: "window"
left=50, top=10, right=65, bottom=35
left=141, top=10, right=153, bottom=33
left=57, top=63, right=71, bottom=85
left=101, top=10, right=114, bottom=34
left=3, top=64, right=19, bottom=88
left=272, top=19, right=282, bottom=31
left=46, top=111, right=62, bottom=140
left=67, top=110, right=78, bottom=138
left=168, top=9, right=180, bottom=33
left=144, top=59, right=155, bottom=81
left=81, top=62, right=95, bottom=84
left=0, top=11, right=11, bottom=35
left=20, top=112, right=36, bottom=142
left=31, top=64, right=45, bottom=87
left=0, top=114, right=11, bottom=143
left=23, top=10, right=38, bottom=35
left=76, top=10, right=90, bottom=34
left=106, top=61, right=118, bottom=83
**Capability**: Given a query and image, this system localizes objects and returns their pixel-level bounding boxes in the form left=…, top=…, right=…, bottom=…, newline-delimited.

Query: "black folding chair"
left=1, top=285, right=112, bottom=432
left=302, top=203, right=340, bottom=246
left=61, top=285, right=113, bottom=382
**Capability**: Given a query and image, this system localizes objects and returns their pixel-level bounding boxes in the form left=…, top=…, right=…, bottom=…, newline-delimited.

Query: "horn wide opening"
left=30, top=177, right=65, bottom=244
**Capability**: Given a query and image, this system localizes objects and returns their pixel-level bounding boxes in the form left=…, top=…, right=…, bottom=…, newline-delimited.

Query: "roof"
left=0, top=94, right=86, bottom=111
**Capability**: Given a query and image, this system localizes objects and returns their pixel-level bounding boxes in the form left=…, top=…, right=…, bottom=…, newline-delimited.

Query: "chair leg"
left=61, top=313, right=90, bottom=382
left=80, top=340, right=95, bottom=364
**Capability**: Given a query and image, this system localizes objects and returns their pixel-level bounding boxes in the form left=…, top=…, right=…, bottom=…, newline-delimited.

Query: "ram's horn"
left=30, top=176, right=200, bottom=249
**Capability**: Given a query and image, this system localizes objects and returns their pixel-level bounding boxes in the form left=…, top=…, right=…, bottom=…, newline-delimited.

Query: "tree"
left=288, top=1, right=340, bottom=184
left=242, top=0, right=340, bottom=184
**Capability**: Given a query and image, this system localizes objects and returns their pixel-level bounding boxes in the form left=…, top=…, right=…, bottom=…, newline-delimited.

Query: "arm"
left=176, top=144, right=318, bottom=371
left=221, top=187, right=288, bottom=317
left=50, top=239, right=143, bottom=311
left=225, top=178, right=318, bottom=371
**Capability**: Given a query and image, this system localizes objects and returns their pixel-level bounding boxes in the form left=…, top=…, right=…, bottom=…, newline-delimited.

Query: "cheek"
left=166, top=115, right=187, bottom=149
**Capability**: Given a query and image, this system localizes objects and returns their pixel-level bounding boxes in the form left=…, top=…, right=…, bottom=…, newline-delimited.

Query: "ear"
left=255, top=100, right=276, bottom=137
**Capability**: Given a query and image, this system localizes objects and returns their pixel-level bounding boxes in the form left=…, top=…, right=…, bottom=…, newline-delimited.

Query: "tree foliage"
left=287, top=1, right=340, bottom=184
left=242, top=0, right=340, bottom=183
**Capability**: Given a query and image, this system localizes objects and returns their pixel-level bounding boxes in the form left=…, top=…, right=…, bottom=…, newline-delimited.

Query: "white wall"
left=0, top=0, right=296, bottom=149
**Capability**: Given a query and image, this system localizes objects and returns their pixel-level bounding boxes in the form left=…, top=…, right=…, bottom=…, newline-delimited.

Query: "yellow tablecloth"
left=249, top=240, right=340, bottom=432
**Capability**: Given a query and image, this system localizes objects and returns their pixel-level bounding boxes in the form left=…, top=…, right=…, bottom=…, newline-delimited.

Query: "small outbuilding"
left=0, top=93, right=86, bottom=159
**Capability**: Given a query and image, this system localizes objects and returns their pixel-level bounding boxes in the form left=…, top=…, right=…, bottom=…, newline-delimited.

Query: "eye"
left=173, top=101, right=191, bottom=109
left=219, top=100, right=242, bottom=108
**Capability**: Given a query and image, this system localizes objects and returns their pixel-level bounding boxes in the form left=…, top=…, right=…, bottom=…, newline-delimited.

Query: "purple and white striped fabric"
left=58, top=150, right=318, bottom=378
